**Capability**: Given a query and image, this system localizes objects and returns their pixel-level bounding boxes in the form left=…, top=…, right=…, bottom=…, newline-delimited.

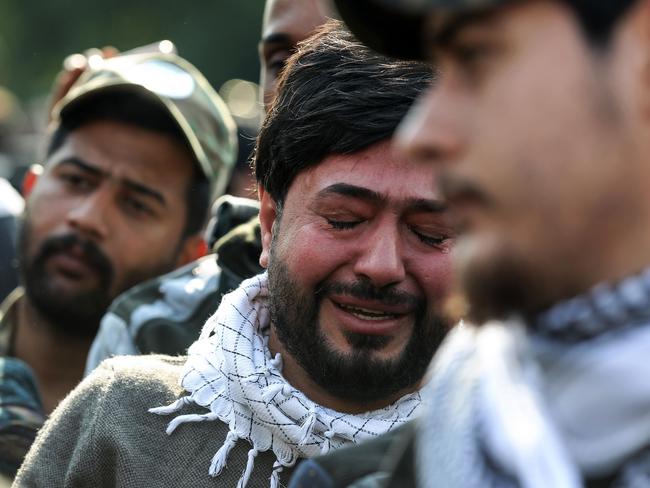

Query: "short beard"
left=18, top=219, right=177, bottom=339
left=457, top=239, right=543, bottom=324
left=267, top=255, right=449, bottom=405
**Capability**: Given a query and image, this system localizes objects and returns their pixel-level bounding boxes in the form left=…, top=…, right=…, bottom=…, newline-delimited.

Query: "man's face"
left=259, top=141, right=453, bottom=403
left=259, top=0, right=331, bottom=109
left=20, top=119, right=196, bottom=336
left=398, top=1, right=649, bottom=321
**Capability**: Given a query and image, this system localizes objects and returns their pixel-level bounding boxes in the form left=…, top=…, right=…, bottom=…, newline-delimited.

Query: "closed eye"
left=327, top=219, right=361, bottom=230
left=409, top=226, right=450, bottom=247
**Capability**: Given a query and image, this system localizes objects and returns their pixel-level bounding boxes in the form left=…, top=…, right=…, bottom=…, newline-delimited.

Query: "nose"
left=395, top=80, right=466, bottom=169
left=66, top=189, right=111, bottom=240
left=353, top=224, right=406, bottom=288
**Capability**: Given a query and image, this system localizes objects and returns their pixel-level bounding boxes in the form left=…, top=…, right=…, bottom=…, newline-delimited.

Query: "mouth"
left=335, top=303, right=401, bottom=321
left=47, top=250, right=98, bottom=279
left=328, top=296, right=413, bottom=336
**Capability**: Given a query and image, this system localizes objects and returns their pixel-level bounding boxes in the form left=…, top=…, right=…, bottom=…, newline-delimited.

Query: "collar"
left=532, top=268, right=650, bottom=342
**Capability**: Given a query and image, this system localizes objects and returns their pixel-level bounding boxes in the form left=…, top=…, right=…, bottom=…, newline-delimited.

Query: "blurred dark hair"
left=47, top=90, right=209, bottom=238
left=254, top=19, right=435, bottom=205
left=567, top=0, right=637, bottom=46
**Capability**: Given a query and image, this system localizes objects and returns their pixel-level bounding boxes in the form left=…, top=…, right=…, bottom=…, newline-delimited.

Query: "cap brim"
left=51, top=52, right=238, bottom=199
left=334, top=0, right=427, bottom=60
left=61, top=82, right=213, bottom=183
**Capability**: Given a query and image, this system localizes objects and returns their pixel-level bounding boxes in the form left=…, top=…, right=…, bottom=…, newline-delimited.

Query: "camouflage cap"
left=52, top=51, right=238, bottom=198
left=333, top=0, right=511, bottom=60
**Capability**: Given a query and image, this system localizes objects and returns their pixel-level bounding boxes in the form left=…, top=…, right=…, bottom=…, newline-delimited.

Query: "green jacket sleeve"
left=13, top=361, right=116, bottom=487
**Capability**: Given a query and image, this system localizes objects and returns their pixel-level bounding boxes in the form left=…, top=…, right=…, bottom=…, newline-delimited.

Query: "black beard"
left=18, top=223, right=115, bottom=339
left=459, top=243, right=544, bottom=324
left=267, top=255, right=449, bottom=405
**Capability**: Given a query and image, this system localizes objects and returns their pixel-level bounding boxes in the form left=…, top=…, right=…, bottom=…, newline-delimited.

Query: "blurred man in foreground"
left=0, top=51, right=236, bottom=479
left=327, top=0, right=650, bottom=486
left=85, top=0, right=334, bottom=373
left=15, top=22, right=451, bottom=487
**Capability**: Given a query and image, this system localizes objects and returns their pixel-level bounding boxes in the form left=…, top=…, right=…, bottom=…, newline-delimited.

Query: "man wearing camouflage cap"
left=83, top=0, right=336, bottom=376
left=318, top=0, right=650, bottom=487
left=0, top=50, right=236, bottom=478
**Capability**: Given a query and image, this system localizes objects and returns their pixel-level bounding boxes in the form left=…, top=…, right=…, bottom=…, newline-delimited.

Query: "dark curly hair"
left=254, top=19, right=435, bottom=206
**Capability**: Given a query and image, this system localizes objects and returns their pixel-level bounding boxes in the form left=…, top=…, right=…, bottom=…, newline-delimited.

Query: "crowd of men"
left=2, top=0, right=650, bottom=487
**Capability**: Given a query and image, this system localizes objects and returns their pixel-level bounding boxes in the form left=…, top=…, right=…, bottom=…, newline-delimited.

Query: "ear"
left=175, top=234, right=208, bottom=267
left=636, top=0, right=650, bottom=51
left=22, top=164, right=43, bottom=198
left=625, top=0, right=650, bottom=117
left=258, top=184, right=277, bottom=269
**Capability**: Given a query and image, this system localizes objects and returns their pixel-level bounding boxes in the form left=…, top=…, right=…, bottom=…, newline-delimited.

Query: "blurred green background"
left=0, top=0, right=265, bottom=99
left=0, top=0, right=266, bottom=175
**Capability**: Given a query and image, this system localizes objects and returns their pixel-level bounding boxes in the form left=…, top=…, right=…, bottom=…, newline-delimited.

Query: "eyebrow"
left=57, top=157, right=167, bottom=207
left=260, top=32, right=292, bottom=49
left=58, top=157, right=104, bottom=178
left=431, top=9, right=499, bottom=47
left=316, top=183, right=447, bottom=213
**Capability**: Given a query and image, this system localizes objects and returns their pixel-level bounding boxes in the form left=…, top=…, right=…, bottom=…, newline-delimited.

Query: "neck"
left=14, top=295, right=95, bottom=414
left=267, top=327, right=418, bottom=414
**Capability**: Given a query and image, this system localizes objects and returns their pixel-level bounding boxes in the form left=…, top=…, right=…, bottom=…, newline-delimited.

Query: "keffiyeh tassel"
left=269, top=353, right=282, bottom=370
left=261, top=383, right=292, bottom=404
left=148, top=396, right=192, bottom=415
left=236, top=447, right=258, bottom=488
left=269, top=460, right=283, bottom=488
left=209, top=431, right=239, bottom=476
left=298, top=408, right=318, bottom=446
left=164, top=411, right=221, bottom=435
left=320, top=430, right=335, bottom=455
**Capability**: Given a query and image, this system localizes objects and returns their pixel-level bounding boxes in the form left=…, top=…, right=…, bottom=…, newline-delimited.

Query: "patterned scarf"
left=150, top=273, right=423, bottom=488
left=417, top=268, right=650, bottom=487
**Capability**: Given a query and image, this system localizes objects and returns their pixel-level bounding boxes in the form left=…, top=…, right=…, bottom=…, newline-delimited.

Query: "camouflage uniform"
left=0, top=289, right=45, bottom=479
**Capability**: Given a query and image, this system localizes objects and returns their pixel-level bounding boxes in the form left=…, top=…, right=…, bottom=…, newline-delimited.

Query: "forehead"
left=262, top=0, right=331, bottom=42
left=291, top=140, right=441, bottom=202
left=47, top=119, right=195, bottom=184
left=427, top=1, right=575, bottom=45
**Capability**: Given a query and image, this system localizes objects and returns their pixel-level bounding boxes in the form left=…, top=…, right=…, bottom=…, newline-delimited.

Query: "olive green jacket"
left=14, top=355, right=294, bottom=487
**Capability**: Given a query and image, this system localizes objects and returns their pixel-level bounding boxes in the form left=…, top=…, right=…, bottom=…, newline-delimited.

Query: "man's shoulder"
left=288, top=421, right=417, bottom=488
left=18, top=354, right=251, bottom=487
left=94, top=257, right=223, bottom=359
left=93, top=354, right=186, bottom=394
left=78, top=355, right=188, bottom=417
left=0, top=357, right=44, bottom=478
left=109, top=255, right=221, bottom=324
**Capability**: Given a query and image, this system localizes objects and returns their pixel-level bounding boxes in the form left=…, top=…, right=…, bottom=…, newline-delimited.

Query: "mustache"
left=36, top=233, right=113, bottom=280
left=316, top=279, right=421, bottom=309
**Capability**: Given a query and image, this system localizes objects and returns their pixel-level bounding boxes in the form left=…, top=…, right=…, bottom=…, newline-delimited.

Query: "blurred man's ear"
left=624, top=0, right=650, bottom=120
left=21, top=164, right=43, bottom=198
left=176, top=234, right=208, bottom=268
left=257, top=184, right=277, bottom=269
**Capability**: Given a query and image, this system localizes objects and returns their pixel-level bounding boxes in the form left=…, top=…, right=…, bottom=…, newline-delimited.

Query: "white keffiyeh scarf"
left=417, top=268, right=650, bottom=487
left=150, top=272, right=423, bottom=487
